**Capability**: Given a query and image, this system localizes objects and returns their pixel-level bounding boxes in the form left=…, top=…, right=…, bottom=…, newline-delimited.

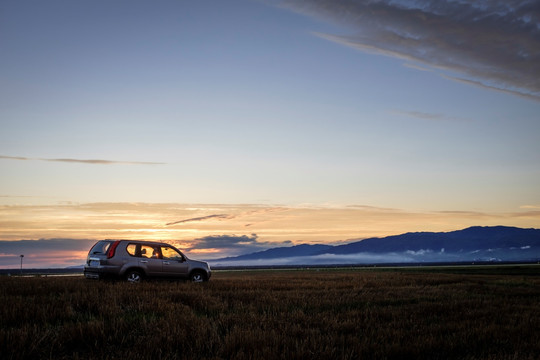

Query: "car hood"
left=188, top=259, right=210, bottom=269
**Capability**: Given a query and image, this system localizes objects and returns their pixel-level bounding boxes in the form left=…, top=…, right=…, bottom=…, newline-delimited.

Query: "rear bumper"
left=83, top=266, right=118, bottom=280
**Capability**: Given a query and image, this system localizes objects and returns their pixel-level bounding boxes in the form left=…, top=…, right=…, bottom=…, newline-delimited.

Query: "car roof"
left=106, top=239, right=173, bottom=246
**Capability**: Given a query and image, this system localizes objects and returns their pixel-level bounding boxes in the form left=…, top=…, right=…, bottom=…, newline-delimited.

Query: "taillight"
left=107, top=241, right=121, bottom=259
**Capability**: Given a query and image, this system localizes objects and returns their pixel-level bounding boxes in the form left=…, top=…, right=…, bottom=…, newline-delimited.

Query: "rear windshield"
left=89, top=240, right=113, bottom=255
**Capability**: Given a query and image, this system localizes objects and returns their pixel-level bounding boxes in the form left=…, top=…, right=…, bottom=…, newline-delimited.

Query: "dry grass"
left=1, top=267, right=539, bottom=359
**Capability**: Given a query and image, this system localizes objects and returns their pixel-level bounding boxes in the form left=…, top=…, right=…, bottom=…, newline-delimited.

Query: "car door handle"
left=163, top=261, right=170, bottom=265
left=140, top=260, right=148, bottom=263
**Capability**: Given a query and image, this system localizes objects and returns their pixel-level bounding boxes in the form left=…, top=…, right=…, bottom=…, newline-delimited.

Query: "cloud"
left=440, top=74, right=540, bottom=102
left=0, top=155, right=29, bottom=161
left=403, top=63, right=433, bottom=72
left=0, top=239, right=97, bottom=268
left=520, top=205, right=540, bottom=209
left=0, top=238, right=97, bottom=254
left=165, top=207, right=289, bottom=227
left=283, top=0, right=540, bottom=100
left=188, top=233, right=293, bottom=258
left=0, top=155, right=164, bottom=165
left=166, top=214, right=233, bottom=226
left=391, top=109, right=463, bottom=122
left=190, top=234, right=260, bottom=250
left=0, top=195, right=36, bottom=198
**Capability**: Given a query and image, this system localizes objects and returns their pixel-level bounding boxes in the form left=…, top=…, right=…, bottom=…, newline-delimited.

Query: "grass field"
left=1, top=266, right=539, bottom=359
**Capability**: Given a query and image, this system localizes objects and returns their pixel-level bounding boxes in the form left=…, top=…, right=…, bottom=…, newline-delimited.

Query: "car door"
left=139, top=244, right=163, bottom=276
left=160, top=246, right=189, bottom=278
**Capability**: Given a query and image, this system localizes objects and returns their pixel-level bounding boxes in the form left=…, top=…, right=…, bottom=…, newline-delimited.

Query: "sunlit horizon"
left=1, top=201, right=538, bottom=268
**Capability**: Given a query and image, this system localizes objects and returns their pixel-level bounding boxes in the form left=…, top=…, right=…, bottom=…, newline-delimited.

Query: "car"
left=83, top=240, right=211, bottom=282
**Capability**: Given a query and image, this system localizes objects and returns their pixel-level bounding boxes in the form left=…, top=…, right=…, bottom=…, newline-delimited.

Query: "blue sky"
left=1, top=0, right=539, bottom=267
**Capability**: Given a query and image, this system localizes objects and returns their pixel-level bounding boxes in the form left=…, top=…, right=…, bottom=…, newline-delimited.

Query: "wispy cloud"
left=166, top=214, right=233, bottom=226
left=391, top=109, right=466, bottom=122
left=165, top=207, right=289, bottom=227
left=392, top=110, right=444, bottom=122
left=283, top=0, right=540, bottom=100
left=0, top=195, right=37, bottom=198
left=440, top=74, right=540, bottom=102
left=0, top=155, right=165, bottom=165
left=520, top=205, right=540, bottom=210
left=403, top=63, right=433, bottom=72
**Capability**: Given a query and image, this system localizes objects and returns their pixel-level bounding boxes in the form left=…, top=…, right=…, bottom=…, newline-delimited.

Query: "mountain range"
left=210, top=226, right=540, bottom=266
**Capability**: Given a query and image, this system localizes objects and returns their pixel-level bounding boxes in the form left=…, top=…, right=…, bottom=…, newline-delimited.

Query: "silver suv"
left=84, top=240, right=211, bottom=282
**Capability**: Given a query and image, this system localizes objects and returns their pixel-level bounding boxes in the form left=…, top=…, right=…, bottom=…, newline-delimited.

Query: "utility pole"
left=20, top=255, right=24, bottom=275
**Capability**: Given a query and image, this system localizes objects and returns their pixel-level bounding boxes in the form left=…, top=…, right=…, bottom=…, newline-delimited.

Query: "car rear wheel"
left=190, top=271, right=206, bottom=282
left=126, top=270, right=143, bottom=283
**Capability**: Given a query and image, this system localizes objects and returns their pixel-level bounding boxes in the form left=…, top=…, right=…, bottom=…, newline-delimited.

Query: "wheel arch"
left=122, top=266, right=146, bottom=278
left=189, top=268, right=209, bottom=281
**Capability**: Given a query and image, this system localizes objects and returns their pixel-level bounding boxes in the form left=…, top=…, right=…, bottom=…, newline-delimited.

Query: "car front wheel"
left=126, top=270, right=143, bottom=283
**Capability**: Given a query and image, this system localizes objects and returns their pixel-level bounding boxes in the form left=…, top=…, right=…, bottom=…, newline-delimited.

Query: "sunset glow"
left=1, top=202, right=538, bottom=268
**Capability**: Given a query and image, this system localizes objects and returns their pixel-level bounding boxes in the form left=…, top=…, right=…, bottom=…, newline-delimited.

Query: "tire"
left=190, top=271, right=206, bottom=283
left=125, top=270, right=143, bottom=283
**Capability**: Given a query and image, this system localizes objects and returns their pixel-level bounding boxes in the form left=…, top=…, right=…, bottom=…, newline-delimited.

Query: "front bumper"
left=84, top=272, right=100, bottom=279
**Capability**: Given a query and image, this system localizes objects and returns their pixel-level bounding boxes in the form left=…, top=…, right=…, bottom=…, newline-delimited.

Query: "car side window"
left=140, top=245, right=161, bottom=259
left=126, top=244, right=162, bottom=258
left=150, top=246, right=161, bottom=259
left=126, top=244, right=137, bottom=256
left=161, top=246, right=183, bottom=261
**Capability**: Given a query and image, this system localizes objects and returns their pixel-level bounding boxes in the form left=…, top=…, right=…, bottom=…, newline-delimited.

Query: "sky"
left=1, top=0, right=539, bottom=268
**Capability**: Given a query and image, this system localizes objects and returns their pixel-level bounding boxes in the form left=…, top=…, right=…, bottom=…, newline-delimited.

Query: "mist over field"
left=210, top=248, right=539, bottom=268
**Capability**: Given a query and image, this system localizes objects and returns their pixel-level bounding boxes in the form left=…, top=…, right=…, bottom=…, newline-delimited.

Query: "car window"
left=126, top=244, right=137, bottom=256
left=161, top=246, right=183, bottom=260
left=140, top=244, right=161, bottom=259
left=90, top=241, right=111, bottom=254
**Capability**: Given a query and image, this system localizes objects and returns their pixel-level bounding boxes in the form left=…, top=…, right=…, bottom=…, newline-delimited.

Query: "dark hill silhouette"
left=325, top=226, right=540, bottom=254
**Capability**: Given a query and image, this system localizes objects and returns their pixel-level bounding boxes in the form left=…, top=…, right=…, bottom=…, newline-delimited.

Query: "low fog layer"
left=210, top=246, right=539, bottom=267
